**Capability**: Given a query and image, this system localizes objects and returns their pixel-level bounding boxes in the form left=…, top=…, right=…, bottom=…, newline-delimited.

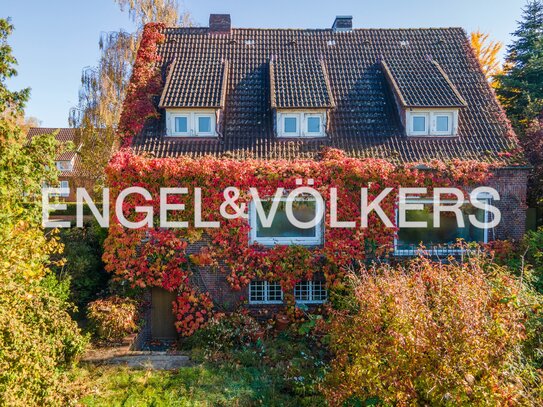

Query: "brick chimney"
left=332, top=16, right=353, bottom=32
left=209, top=14, right=231, bottom=34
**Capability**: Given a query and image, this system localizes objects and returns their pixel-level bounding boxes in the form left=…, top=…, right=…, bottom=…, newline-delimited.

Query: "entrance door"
left=151, top=288, right=178, bottom=339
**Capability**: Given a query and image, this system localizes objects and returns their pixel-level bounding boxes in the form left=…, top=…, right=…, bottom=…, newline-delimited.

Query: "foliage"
left=323, top=254, right=543, bottom=406
left=87, top=296, right=138, bottom=341
left=51, top=222, right=109, bottom=312
left=104, top=147, right=494, bottom=336
left=496, top=0, right=543, bottom=131
left=470, top=30, right=503, bottom=84
left=115, top=0, right=190, bottom=27
left=0, top=19, right=86, bottom=405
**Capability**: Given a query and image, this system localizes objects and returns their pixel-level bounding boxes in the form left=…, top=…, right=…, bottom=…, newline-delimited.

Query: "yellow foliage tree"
left=470, top=30, right=503, bottom=85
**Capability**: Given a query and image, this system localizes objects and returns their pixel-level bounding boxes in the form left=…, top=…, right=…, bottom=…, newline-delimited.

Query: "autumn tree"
left=496, top=0, right=543, bottom=131
left=70, top=0, right=192, bottom=189
left=470, top=30, right=503, bottom=84
left=0, top=18, right=86, bottom=405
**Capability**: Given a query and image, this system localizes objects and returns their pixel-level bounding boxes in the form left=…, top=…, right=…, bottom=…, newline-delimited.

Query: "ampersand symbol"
left=220, top=187, right=248, bottom=219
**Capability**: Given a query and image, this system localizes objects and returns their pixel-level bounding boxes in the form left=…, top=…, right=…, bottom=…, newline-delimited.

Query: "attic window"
left=167, top=111, right=217, bottom=137
left=277, top=112, right=326, bottom=137
left=327, top=40, right=336, bottom=46
left=407, top=110, right=457, bottom=136
left=56, top=160, right=73, bottom=172
left=245, top=39, right=255, bottom=46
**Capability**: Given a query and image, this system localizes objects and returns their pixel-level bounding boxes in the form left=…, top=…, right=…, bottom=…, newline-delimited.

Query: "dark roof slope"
left=381, top=57, right=467, bottom=108
left=159, top=57, right=228, bottom=108
left=270, top=55, right=335, bottom=108
left=132, top=26, right=520, bottom=164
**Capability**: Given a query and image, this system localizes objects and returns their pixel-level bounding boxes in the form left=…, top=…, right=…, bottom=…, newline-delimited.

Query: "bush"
left=87, top=296, right=138, bottom=341
left=0, top=281, right=88, bottom=406
left=323, top=255, right=543, bottom=406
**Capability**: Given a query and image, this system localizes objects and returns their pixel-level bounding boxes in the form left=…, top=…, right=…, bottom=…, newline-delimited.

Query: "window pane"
left=198, top=116, right=212, bottom=133
left=307, top=117, right=321, bottom=133
left=436, top=115, right=449, bottom=132
left=175, top=116, right=188, bottom=133
left=284, top=117, right=297, bottom=133
left=312, top=281, right=327, bottom=302
left=267, top=282, right=283, bottom=302
left=413, top=116, right=426, bottom=132
left=397, top=202, right=486, bottom=250
left=249, top=281, right=265, bottom=302
left=294, top=281, right=311, bottom=301
left=256, top=201, right=317, bottom=238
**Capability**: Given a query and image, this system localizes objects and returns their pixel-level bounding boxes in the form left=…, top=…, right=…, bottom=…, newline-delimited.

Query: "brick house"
left=27, top=127, right=84, bottom=202
left=121, top=15, right=529, bottom=340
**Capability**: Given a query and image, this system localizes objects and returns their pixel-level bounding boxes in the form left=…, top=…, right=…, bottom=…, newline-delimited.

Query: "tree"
left=496, top=1, right=543, bottom=131
left=470, top=30, right=503, bottom=84
left=70, top=0, right=192, bottom=189
left=0, top=19, right=86, bottom=405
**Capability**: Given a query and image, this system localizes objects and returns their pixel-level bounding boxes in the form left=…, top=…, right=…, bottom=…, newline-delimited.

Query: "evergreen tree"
left=496, top=1, right=543, bottom=131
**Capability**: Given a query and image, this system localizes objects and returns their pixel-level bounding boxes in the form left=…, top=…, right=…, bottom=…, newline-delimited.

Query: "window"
left=249, top=198, right=324, bottom=246
left=196, top=115, right=213, bottom=135
left=249, top=281, right=283, bottom=304
left=56, top=160, right=73, bottom=172
left=410, top=113, right=429, bottom=135
left=167, top=111, right=216, bottom=137
left=295, top=280, right=327, bottom=304
left=306, top=115, right=322, bottom=134
left=283, top=116, right=299, bottom=135
left=277, top=112, right=326, bottom=137
left=59, top=180, right=70, bottom=197
left=407, top=111, right=457, bottom=136
left=395, top=198, right=490, bottom=255
left=174, top=116, right=189, bottom=134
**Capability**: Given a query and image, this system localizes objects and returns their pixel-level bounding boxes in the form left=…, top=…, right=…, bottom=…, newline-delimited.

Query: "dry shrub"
left=87, top=296, right=138, bottom=341
left=323, top=256, right=541, bottom=406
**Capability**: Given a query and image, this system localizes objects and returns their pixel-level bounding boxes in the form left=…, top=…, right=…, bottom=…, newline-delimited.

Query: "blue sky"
left=4, top=0, right=528, bottom=127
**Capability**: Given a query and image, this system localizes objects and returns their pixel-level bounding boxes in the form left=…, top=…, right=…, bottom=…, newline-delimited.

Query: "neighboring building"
left=123, top=15, right=529, bottom=339
left=27, top=127, right=83, bottom=201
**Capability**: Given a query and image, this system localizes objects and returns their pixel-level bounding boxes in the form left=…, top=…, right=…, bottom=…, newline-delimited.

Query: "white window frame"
left=171, top=114, right=190, bottom=136
left=281, top=114, right=300, bottom=137
left=304, top=114, right=325, bottom=136
left=432, top=112, right=454, bottom=135
left=166, top=110, right=217, bottom=137
left=195, top=113, right=215, bottom=136
left=394, top=196, right=491, bottom=256
left=406, top=110, right=458, bottom=137
left=409, top=112, right=430, bottom=136
left=249, top=281, right=284, bottom=304
left=277, top=112, right=327, bottom=138
left=249, top=197, right=324, bottom=247
left=59, top=180, right=70, bottom=197
left=294, top=280, right=328, bottom=304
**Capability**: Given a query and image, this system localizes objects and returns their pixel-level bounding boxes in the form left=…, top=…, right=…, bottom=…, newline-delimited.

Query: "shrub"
left=323, top=255, right=542, bottom=406
left=87, top=296, right=138, bottom=341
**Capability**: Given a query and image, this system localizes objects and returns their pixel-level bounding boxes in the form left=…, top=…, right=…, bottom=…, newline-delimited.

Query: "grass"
left=70, top=333, right=327, bottom=406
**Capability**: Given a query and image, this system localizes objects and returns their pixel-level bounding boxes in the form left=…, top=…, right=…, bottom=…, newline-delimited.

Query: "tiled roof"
left=381, top=57, right=466, bottom=108
left=132, top=26, right=521, bottom=164
left=159, top=57, right=228, bottom=108
left=270, top=55, right=334, bottom=108
left=27, top=127, right=83, bottom=176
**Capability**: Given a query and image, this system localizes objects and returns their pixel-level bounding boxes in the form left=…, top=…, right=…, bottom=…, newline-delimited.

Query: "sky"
left=4, top=0, right=529, bottom=127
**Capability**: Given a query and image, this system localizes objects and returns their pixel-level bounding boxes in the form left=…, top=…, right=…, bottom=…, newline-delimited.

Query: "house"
left=114, top=15, right=529, bottom=340
left=27, top=127, right=84, bottom=201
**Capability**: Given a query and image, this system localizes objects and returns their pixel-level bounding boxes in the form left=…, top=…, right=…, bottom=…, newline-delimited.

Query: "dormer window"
left=56, top=160, right=73, bottom=172
left=166, top=110, right=217, bottom=137
left=406, top=110, right=457, bottom=137
left=277, top=111, right=326, bottom=138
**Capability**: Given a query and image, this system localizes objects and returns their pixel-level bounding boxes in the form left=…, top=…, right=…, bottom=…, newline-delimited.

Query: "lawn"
left=71, top=331, right=327, bottom=406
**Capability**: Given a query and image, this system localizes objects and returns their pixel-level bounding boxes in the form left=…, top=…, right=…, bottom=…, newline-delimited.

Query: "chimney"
left=332, top=16, right=353, bottom=32
left=209, top=14, right=231, bottom=34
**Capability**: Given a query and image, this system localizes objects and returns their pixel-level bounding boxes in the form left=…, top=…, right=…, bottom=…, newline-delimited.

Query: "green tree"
left=0, top=18, right=86, bottom=405
left=496, top=0, right=543, bottom=131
